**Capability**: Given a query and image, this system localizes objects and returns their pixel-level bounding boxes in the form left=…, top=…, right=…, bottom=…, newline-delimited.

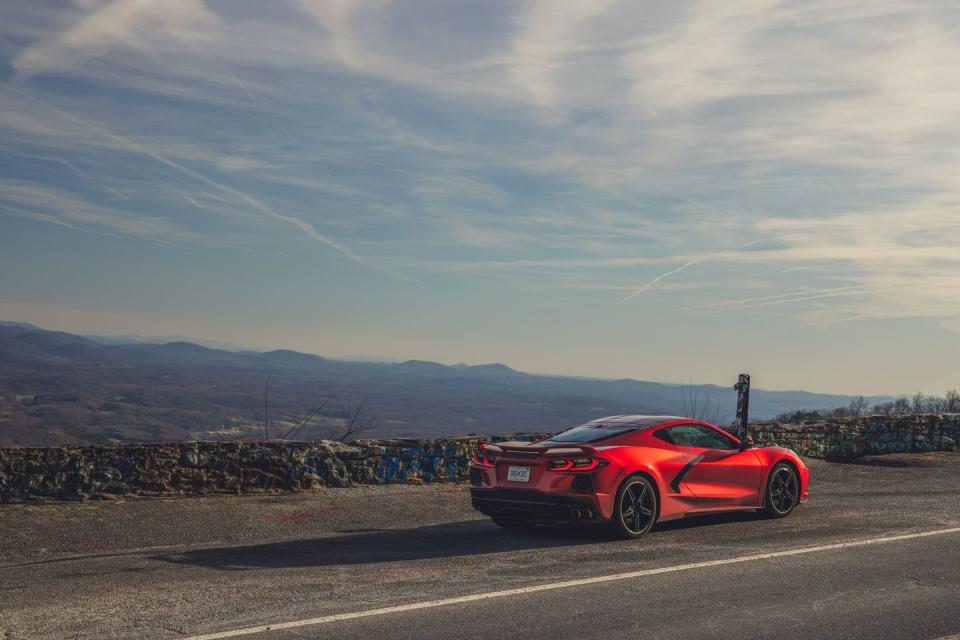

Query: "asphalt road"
left=2, top=453, right=960, bottom=640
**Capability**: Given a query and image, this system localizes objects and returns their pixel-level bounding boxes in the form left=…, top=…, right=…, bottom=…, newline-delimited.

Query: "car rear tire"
left=763, top=463, right=799, bottom=518
left=491, top=517, right=536, bottom=531
left=612, top=475, right=658, bottom=539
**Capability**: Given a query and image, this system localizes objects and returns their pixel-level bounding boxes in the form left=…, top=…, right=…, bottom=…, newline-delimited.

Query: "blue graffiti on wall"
left=375, top=442, right=471, bottom=484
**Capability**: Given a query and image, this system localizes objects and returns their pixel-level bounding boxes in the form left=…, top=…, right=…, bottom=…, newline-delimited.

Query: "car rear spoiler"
left=482, top=442, right=598, bottom=457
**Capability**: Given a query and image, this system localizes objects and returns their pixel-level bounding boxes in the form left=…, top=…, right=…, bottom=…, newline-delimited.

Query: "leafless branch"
left=679, top=379, right=729, bottom=427
left=281, top=398, right=331, bottom=440
left=333, top=396, right=376, bottom=441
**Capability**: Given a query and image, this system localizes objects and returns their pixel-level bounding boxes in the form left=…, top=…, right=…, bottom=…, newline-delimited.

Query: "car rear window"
left=540, top=424, right=635, bottom=444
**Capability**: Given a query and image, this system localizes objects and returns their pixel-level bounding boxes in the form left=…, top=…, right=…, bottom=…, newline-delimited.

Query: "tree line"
left=775, top=390, right=960, bottom=423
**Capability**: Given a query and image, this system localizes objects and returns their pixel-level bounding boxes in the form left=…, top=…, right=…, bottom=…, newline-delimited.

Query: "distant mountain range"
left=0, top=321, right=896, bottom=446
left=0, top=322, right=402, bottom=362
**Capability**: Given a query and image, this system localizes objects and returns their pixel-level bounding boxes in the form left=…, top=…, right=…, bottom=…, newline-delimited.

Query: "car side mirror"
left=740, top=435, right=755, bottom=451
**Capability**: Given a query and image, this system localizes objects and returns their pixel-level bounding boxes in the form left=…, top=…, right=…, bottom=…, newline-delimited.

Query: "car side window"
left=658, top=424, right=738, bottom=450
left=653, top=428, right=674, bottom=445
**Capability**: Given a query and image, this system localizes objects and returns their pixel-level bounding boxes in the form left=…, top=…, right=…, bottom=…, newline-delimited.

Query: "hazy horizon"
left=2, top=1, right=960, bottom=396
left=0, top=314, right=922, bottom=399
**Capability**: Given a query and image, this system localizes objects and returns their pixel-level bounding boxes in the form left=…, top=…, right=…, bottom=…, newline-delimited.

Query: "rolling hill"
left=0, top=323, right=893, bottom=446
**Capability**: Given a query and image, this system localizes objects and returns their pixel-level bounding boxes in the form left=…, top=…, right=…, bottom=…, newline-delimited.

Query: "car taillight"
left=472, top=450, right=494, bottom=467
left=547, top=457, right=608, bottom=472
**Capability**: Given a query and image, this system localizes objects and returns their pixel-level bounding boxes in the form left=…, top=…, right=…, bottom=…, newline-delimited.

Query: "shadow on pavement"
left=156, top=509, right=782, bottom=571
left=154, top=520, right=611, bottom=570
left=652, top=509, right=768, bottom=532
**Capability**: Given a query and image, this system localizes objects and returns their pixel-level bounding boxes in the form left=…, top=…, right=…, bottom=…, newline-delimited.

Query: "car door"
left=655, top=423, right=764, bottom=508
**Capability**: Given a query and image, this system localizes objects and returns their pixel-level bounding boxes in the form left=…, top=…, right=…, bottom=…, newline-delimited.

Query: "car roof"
left=583, top=415, right=693, bottom=429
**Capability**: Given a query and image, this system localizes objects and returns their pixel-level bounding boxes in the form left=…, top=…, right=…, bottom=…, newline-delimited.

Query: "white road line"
left=183, top=526, right=960, bottom=640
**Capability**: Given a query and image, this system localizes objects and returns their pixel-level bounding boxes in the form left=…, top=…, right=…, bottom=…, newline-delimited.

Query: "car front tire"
left=764, top=463, right=800, bottom=518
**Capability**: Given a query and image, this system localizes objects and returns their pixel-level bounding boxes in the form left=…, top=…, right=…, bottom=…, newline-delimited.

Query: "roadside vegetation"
left=776, top=390, right=960, bottom=422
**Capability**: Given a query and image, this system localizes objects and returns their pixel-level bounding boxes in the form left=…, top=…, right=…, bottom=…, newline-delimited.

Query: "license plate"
left=507, top=466, right=531, bottom=482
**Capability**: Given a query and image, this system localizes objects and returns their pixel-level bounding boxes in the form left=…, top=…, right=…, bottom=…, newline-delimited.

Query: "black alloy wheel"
left=764, top=463, right=799, bottom=517
left=613, top=475, right=658, bottom=539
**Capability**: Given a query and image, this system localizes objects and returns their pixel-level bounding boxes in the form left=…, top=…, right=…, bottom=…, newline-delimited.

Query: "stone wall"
left=1, top=415, right=957, bottom=502
left=750, top=414, right=960, bottom=459
left=0, top=434, right=547, bottom=503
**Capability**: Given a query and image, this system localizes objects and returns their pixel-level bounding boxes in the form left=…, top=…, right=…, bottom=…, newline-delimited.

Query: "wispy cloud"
left=1, top=0, right=960, bottom=369
left=0, top=180, right=205, bottom=246
left=1, top=84, right=380, bottom=269
left=13, top=0, right=222, bottom=77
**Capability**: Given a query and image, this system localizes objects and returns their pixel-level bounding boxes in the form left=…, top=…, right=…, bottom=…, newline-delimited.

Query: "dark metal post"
left=734, top=373, right=750, bottom=443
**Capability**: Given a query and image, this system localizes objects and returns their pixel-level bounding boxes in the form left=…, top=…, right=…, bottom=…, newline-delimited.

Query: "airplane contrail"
left=681, top=284, right=876, bottom=312
left=713, top=285, right=905, bottom=312
left=1, top=84, right=394, bottom=273
left=231, top=76, right=256, bottom=101
left=56, top=157, right=128, bottom=200
left=618, top=236, right=781, bottom=304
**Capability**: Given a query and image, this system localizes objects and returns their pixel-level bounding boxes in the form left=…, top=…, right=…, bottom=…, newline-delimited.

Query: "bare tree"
left=259, top=387, right=376, bottom=441
left=680, top=380, right=699, bottom=419
left=925, top=396, right=947, bottom=413
left=894, top=397, right=910, bottom=414
left=873, top=401, right=898, bottom=416
left=849, top=396, right=867, bottom=417
left=946, top=390, right=960, bottom=413
left=280, top=398, right=331, bottom=440
left=912, top=392, right=925, bottom=414
left=680, top=380, right=729, bottom=426
left=324, top=396, right=377, bottom=441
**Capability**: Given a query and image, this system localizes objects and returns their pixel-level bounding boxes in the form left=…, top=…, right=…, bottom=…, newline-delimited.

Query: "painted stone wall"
left=1, top=416, right=957, bottom=502
left=750, top=414, right=960, bottom=459
left=0, top=434, right=548, bottom=503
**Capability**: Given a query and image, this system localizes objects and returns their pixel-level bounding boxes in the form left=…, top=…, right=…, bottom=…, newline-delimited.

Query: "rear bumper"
left=470, top=487, right=601, bottom=524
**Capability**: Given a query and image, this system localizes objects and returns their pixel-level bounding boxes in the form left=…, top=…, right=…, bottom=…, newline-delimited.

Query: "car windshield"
left=541, top=424, right=636, bottom=444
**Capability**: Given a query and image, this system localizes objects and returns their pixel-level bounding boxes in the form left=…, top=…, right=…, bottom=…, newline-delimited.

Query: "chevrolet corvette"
left=469, top=415, right=809, bottom=538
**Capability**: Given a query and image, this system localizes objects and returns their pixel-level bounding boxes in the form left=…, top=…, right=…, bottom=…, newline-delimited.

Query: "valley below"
left=0, top=322, right=891, bottom=446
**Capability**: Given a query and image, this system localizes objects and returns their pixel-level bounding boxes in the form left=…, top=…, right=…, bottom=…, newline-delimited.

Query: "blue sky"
left=1, top=0, right=959, bottom=395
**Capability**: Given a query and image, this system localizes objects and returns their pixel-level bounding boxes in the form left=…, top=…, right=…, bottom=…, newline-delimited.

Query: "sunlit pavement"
left=2, top=455, right=960, bottom=640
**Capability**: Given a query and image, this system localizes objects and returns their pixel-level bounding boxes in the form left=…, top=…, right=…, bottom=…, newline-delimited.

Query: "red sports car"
left=469, top=415, right=809, bottom=538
